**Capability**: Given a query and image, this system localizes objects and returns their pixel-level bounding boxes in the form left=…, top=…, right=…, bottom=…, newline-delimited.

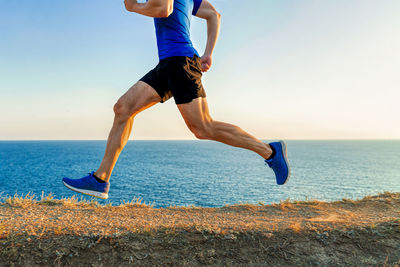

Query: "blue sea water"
left=0, top=140, right=399, bottom=207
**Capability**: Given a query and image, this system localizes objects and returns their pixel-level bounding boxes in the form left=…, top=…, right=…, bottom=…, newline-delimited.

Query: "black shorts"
left=139, top=55, right=206, bottom=105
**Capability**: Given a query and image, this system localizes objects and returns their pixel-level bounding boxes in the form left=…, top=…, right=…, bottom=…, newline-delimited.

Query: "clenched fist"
left=124, top=0, right=137, bottom=11
left=200, top=55, right=212, bottom=72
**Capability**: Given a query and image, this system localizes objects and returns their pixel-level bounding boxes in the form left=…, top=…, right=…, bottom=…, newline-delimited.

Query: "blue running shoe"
left=265, top=141, right=290, bottom=185
left=62, top=171, right=110, bottom=199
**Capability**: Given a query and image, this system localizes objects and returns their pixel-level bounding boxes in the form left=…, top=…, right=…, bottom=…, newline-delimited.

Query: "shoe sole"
left=279, top=140, right=291, bottom=185
left=63, top=181, right=109, bottom=200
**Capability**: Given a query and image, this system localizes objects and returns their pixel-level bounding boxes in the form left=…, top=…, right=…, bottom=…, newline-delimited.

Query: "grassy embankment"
left=1, top=192, right=400, bottom=266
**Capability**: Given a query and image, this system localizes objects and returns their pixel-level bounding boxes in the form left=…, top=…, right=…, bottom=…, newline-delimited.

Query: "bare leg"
left=95, top=81, right=161, bottom=182
left=177, top=97, right=273, bottom=159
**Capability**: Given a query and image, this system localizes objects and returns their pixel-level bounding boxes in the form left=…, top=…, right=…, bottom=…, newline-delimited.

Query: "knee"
left=113, top=100, right=135, bottom=122
left=189, top=123, right=213, bottom=140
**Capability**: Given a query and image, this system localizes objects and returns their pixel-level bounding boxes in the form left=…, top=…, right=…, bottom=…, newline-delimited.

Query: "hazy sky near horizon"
left=1, top=0, right=399, bottom=140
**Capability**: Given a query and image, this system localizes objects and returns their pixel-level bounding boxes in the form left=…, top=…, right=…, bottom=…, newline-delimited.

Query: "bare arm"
left=124, top=0, right=174, bottom=18
left=195, top=0, right=221, bottom=72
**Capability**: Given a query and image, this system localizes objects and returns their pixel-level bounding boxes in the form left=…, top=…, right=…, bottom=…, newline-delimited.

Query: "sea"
left=0, top=140, right=399, bottom=208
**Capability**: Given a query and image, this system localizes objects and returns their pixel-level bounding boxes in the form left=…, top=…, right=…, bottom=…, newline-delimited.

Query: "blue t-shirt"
left=154, top=0, right=202, bottom=60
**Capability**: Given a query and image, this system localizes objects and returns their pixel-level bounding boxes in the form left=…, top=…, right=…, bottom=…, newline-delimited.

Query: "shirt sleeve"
left=192, top=0, right=203, bottom=15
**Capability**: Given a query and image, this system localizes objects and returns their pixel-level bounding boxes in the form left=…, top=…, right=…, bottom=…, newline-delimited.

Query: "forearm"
left=203, top=12, right=221, bottom=57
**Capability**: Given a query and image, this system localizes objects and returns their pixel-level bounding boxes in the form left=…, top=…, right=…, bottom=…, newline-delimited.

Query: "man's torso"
left=154, top=0, right=202, bottom=60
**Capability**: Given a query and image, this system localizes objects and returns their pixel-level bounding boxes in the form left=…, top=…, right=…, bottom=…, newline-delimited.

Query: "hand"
left=200, top=55, right=212, bottom=72
left=124, top=0, right=137, bottom=11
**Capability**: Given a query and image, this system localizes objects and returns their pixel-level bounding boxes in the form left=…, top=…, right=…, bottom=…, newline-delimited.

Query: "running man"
left=62, top=0, right=290, bottom=199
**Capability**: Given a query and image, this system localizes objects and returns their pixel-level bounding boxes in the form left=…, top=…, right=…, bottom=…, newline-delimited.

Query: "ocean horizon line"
left=1, top=138, right=400, bottom=142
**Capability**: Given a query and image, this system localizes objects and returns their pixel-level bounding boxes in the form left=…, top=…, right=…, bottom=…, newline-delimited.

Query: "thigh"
left=117, top=81, right=162, bottom=115
left=177, top=97, right=212, bottom=128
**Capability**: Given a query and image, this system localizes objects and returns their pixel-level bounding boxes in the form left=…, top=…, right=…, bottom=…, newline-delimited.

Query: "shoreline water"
left=1, top=140, right=400, bottom=207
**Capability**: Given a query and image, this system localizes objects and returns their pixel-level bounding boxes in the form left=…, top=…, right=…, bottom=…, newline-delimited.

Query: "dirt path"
left=1, top=192, right=399, bottom=266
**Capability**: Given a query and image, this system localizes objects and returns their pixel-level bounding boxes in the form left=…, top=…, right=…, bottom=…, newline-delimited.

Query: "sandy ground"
left=1, top=192, right=400, bottom=266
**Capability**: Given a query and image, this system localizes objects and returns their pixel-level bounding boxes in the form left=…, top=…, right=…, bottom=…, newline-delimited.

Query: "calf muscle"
left=178, top=98, right=273, bottom=159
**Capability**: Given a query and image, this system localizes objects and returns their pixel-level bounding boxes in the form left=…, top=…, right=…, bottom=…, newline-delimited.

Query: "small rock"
left=225, top=234, right=237, bottom=240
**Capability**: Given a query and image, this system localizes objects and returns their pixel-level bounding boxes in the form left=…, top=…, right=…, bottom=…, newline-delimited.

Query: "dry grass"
left=1, top=192, right=105, bottom=209
left=119, top=197, right=154, bottom=208
left=1, top=192, right=399, bottom=266
left=1, top=191, right=399, bottom=238
left=3, top=192, right=36, bottom=208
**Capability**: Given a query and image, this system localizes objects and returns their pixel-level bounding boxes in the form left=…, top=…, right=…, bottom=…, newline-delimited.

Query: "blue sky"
left=1, top=0, right=399, bottom=140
